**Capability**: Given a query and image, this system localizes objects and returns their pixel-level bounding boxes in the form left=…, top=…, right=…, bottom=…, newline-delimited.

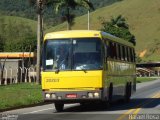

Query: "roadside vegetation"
left=0, top=83, right=43, bottom=111
left=100, top=15, right=136, bottom=45
left=136, top=77, right=158, bottom=83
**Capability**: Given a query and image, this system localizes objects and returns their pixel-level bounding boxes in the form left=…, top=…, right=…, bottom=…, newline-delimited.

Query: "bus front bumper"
left=42, top=90, right=102, bottom=103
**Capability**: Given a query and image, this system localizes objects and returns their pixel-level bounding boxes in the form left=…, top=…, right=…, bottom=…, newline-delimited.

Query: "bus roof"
left=101, top=31, right=134, bottom=47
left=44, top=30, right=101, bottom=40
left=44, top=30, right=134, bottom=47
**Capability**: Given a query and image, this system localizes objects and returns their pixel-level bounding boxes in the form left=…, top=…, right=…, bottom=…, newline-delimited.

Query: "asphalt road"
left=1, top=79, right=160, bottom=120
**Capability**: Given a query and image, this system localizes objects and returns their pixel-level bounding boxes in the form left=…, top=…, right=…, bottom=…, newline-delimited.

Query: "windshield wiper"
left=55, top=68, right=60, bottom=74
left=82, top=69, right=87, bottom=73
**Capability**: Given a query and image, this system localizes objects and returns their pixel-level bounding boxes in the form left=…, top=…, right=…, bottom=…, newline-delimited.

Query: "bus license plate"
left=66, top=94, right=77, bottom=98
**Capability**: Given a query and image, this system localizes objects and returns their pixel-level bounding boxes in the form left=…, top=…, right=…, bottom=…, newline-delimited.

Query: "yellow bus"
left=42, top=30, right=136, bottom=111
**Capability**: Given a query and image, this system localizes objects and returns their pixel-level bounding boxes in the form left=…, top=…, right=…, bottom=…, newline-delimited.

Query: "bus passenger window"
left=122, top=46, right=125, bottom=61
left=115, top=43, right=118, bottom=60
left=127, top=48, right=130, bottom=62
left=108, top=41, right=112, bottom=58
left=130, top=48, right=134, bottom=62
left=104, top=41, right=108, bottom=58
left=124, top=46, right=128, bottom=61
left=110, top=42, right=117, bottom=59
left=126, top=47, right=130, bottom=62
left=132, top=49, right=136, bottom=62
left=111, top=42, right=114, bottom=59
left=128, top=47, right=131, bottom=62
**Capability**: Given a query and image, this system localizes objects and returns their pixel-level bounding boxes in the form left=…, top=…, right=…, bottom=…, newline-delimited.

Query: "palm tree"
left=29, top=0, right=58, bottom=84
left=110, top=15, right=129, bottom=29
left=36, top=0, right=42, bottom=84
left=55, top=0, right=94, bottom=30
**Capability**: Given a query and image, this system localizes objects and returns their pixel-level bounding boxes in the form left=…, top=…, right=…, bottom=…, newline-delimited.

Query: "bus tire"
left=54, top=103, right=64, bottom=112
left=108, top=83, right=113, bottom=104
left=125, top=82, right=131, bottom=103
left=129, top=82, right=132, bottom=97
left=102, top=83, right=113, bottom=108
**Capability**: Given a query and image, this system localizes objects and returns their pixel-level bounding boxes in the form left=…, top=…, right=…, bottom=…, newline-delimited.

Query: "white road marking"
left=22, top=104, right=78, bottom=114
left=22, top=108, right=53, bottom=114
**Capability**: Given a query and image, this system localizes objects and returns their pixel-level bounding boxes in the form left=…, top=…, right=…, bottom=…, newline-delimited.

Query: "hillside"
left=0, top=16, right=37, bottom=32
left=46, top=0, right=160, bottom=62
left=0, top=16, right=37, bottom=52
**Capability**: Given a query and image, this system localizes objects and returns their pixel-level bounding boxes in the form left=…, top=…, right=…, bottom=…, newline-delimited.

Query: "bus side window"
left=128, top=48, right=131, bottom=62
left=108, top=41, right=112, bottom=58
left=132, top=49, right=136, bottom=62
left=105, top=40, right=108, bottom=58
left=115, top=43, right=118, bottom=60
left=128, top=47, right=131, bottom=62
left=126, top=47, right=130, bottom=62
left=119, top=45, right=123, bottom=61
left=117, top=44, right=121, bottom=60
left=110, top=42, right=117, bottom=59
left=126, top=47, right=128, bottom=61
left=130, top=48, right=134, bottom=62
left=122, top=46, right=125, bottom=61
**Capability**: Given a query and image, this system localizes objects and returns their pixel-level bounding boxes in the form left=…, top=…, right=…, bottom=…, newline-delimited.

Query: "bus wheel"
left=54, top=103, right=64, bottom=112
left=108, top=83, right=113, bottom=104
left=104, top=83, right=113, bottom=108
left=125, top=82, right=131, bottom=103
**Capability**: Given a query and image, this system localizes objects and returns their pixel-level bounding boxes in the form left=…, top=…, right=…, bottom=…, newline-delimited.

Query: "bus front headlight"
left=94, top=92, right=99, bottom=98
left=51, top=93, right=57, bottom=99
left=45, top=93, right=51, bottom=99
left=88, top=93, right=94, bottom=98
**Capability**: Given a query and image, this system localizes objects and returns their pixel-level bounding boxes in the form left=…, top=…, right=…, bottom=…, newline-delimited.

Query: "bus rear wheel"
left=107, top=83, right=113, bottom=105
left=54, top=103, right=64, bottom=112
left=125, top=82, right=131, bottom=103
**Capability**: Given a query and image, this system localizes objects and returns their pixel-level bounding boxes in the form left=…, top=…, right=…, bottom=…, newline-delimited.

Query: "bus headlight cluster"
left=45, top=93, right=51, bottom=99
left=94, top=92, right=99, bottom=98
left=51, top=93, right=57, bottom=99
left=57, top=96, right=62, bottom=99
left=88, top=92, right=99, bottom=98
left=88, top=93, right=94, bottom=98
left=45, top=93, right=57, bottom=99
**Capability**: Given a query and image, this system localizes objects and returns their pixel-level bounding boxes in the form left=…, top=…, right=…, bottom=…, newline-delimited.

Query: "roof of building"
left=0, top=52, right=34, bottom=58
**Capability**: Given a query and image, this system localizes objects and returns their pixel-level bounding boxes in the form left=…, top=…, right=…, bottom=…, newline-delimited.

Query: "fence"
left=0, top=67, right=37, bottom=85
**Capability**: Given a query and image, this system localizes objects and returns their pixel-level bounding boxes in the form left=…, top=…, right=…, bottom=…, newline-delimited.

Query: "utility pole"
left=88, top=0, right=90, bottom=30
left=36, top=0, right=43, bottom=84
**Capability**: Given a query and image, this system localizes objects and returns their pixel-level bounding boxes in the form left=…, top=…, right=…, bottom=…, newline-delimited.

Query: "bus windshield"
left=43, top=38, right=103, bottom=71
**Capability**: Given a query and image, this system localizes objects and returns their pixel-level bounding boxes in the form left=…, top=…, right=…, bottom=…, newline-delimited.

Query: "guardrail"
left=0, top=67, right=37, bottom=85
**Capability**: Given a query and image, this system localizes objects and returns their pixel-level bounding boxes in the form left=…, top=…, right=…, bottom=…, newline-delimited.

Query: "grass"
left=136, top=77, right=158, bottom=83
left=46, top=0, right=160, bottom=62
left=0, top=15, right=37, bottom=33
left=0, top=83, right=43, bottom=110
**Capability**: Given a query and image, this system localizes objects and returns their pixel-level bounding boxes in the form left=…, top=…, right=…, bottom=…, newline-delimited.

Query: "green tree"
left=100, top=15, right=136, bottom=45
left=110, top=15, right=129, bottom=29
left=0, top=18, right=6, bottom=52
left=55, top=0, right=94, bottom=30
left=0, top=35, right=5, bottom=52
